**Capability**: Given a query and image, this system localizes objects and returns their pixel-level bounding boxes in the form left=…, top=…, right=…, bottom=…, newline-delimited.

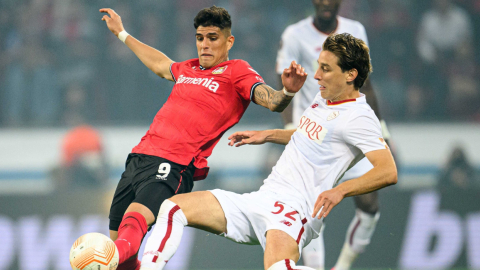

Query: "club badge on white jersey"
left=327, top=111, right=340, bottom=121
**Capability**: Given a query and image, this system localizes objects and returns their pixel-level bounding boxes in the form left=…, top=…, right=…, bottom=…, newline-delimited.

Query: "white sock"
left=334, top=209, right=380, bottom=270
left=302, top=226, right=325, bottom=270
left=268, top=259, right=316, bottom=270
left=333, top=242, right=357, bottom=270
left=140, top=200, right=187, bottom=270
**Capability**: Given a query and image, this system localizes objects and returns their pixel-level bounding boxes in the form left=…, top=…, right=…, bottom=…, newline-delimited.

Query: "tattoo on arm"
left=253, top=84, right=293, bottom=112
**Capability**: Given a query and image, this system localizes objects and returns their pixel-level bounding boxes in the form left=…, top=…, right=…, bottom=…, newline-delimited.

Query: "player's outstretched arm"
left=100, top=8, right=175, bottom=81
left=227, top=129, right=296, bottom=147
left=312, top=149, right=397, bottom=219
left=253, top=61, right=307, bottom=112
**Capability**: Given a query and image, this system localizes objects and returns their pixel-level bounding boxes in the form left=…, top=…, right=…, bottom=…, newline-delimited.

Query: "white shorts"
left=209, top=189, right=312, bottom=256
left=338, top=157, right=373, bottom=183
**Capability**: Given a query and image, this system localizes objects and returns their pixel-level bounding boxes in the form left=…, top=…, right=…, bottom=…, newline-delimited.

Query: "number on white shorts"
left=272, top=201, right=297, bottom=221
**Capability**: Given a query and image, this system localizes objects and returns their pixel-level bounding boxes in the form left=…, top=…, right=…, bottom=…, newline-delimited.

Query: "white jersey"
left=259, top=94, right=386, bottom=235
left=276, top=16, right=369, bottom=125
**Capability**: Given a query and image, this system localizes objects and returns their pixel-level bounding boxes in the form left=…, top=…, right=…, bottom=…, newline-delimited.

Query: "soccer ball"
left=70, top=232, right=119, bottom=270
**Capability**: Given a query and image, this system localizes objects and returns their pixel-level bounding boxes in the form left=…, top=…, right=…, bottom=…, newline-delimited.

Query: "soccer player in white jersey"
left=276, top=1, right=390, bottom=269
left=139, top=33, right=397, bottom=270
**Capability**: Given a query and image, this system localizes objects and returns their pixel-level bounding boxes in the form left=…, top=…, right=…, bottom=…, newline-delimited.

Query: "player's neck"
left=313, top=16, right=338, bottom=34
left=203, top=56, right=229, bottom=69
left=329, top=89, right=360, bottom=103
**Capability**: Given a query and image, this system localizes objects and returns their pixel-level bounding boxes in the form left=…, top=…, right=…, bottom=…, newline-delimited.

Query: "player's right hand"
left=312, top=188, right=344, bottom=219
left=99, top=8, right=125, bottom=37
left=227, top=130, right=269, bottom=147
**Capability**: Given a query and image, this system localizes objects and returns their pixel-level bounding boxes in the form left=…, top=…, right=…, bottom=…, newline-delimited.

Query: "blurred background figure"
left=439, top=145, right=479, bottom=191
left=51, top=125, right=108, bottom=190
left=416, top=0, right=474, bottom=119
left=417, top=0, right=473, bottom=66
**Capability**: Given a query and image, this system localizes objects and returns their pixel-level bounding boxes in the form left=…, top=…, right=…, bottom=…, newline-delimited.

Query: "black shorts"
left=108, top=153, right=195, bottom=231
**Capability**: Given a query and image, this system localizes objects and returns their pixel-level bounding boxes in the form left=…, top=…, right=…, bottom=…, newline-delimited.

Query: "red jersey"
left=132, top=58, right=265, bottom=174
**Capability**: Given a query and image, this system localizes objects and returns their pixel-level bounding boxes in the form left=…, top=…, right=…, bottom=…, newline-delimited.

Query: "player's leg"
left=140, top=191, right=227, bottom=270
left=110, top=230, right=118, bottom=240
left=265, top=230, right=315, bottom=270
left=111, top=181, right=173, bottom=270
left=108, top=155, right=146, bottom=270
left=332, top=158, right=380, bottom=270
left=265, top=230, right=300, bottom=268
left=333, top=193, right=380, bottom=270
left=302, top=225, right=325, bottom=270
left=109, top=154, right=195, bottom=270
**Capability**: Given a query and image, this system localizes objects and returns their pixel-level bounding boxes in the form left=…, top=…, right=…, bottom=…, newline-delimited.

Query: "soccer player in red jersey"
left=98, top=6, right=307, bottom=270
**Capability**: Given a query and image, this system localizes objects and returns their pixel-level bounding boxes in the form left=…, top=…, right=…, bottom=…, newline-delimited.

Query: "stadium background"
left=0, top=0, right=479, bottom=269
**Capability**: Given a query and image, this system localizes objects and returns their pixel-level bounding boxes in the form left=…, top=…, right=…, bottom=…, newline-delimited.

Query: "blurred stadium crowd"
left=1, top=0, right=480, bottom=127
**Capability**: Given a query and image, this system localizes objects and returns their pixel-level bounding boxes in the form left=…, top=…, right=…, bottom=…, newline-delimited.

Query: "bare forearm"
left=253, top=84, right=294, bottom=112
left=334, top=165, right=397, bottom=197
left=124, top=36, right=174, bottom=80
left=278, top=74, right=294, bottom=124
left=100, top=9, right=173, bottom=80
left=265, top=129, right=296, bottom=145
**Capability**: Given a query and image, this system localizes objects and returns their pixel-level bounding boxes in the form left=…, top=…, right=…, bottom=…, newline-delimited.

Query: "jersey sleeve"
left=276, top=26, right=301, bottom=74
left=232, top=60, right=265, bottom=101
left=343, top=111, right=387, bottom=154
left=170, top=62, right=181, bottom=82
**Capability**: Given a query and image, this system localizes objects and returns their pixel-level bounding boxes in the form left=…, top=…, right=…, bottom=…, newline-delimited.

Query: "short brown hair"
left=194, top=6, right=231, bottom=35
left=322, top=33, right=372, bottom=89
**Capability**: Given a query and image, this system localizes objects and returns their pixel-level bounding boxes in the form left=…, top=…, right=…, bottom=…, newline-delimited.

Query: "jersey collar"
left=326, top=98, right=356, bottom=106
left=326, top=93, right=365, bottom=106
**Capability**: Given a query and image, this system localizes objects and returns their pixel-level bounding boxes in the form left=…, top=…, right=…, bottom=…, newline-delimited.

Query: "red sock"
left=114, top=212, right=148, bottom=266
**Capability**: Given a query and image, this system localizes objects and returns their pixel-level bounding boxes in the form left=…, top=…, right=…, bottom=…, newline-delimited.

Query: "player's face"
left=312, top=0, right=342, bottom=22
left=314, top=50, right=355, bottom=101
left=196, top=26, right=234, bottom=69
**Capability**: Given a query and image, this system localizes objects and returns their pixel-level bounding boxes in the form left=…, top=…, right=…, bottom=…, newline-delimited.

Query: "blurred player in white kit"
left=139, top=33, right=397, bottom=270
left=276, top=1, right=391, bottom=269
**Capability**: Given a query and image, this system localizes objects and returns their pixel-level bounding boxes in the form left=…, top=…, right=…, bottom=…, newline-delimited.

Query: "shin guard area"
left=115, top=212, right=148, bottom=265
left=333, top=209, right=380, bottom=270
left=347, top=209, right=380, bottom=253
left=140, top=200, right=187, bottom=270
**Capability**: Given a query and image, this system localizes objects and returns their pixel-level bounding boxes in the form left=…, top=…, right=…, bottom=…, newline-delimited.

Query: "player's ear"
left=227, top=35, right=235, bottom=51
left=346, top=68, right=358, bottom=83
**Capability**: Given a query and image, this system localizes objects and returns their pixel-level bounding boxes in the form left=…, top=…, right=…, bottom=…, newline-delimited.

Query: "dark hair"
left=194, top=6, right=232, bottom=34
left=322, top=33, right=372, bottom=89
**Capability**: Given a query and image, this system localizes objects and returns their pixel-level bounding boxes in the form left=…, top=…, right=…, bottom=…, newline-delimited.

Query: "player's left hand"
left=312, top=188, right=344, bottom=219
left=281, top=61, right=307, bottom=94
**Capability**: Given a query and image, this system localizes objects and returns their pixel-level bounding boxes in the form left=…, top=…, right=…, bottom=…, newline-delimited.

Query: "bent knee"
left=354, top=192, right=379, bottom=214
left=168, top=193, right=184, bottom=204
left=166, top=191, right=226, bottom=234
left=168, top=191, right=211, bottom=208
